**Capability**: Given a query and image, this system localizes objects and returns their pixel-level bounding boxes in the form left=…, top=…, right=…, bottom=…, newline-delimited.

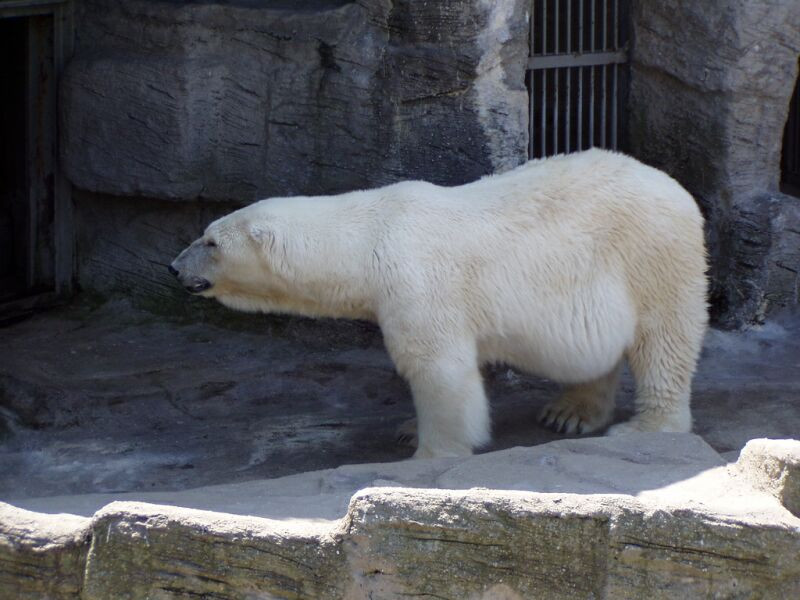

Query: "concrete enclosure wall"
left=61, top=0, right=529, bottom=201
left=627, top=0, right=800, bottom=325
left=60, top=0, right=800, bottom=325
left=62, top=0, right=531, bottom=309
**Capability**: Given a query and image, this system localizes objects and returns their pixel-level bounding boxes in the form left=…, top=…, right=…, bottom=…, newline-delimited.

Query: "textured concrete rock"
left=61, top=0, right=800, bottom=324
left=74, top=191, right=237, bottom=306
left=737, top=438, right=800, bottom=517
left=61, top=0, right=528, bottom=201
left=345, top=489, right=800, bottom=599
left=0, top=504, right=90, bottom=600
left=2, top=434, right=800, bottom=598
left=628, top=0, right=800, bottom=324
left=3, top=299, right=800, bottom=501
left=82, top=502, right=344, bottom=600
left=3, top=434, right=741, bottom=519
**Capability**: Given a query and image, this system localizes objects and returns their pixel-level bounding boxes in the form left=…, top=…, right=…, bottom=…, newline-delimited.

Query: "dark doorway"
left=0, top=3, right=73, bottom=317
left=0, top=18, right=31, bottom=302
left=781, top=65, right=800, bottom=197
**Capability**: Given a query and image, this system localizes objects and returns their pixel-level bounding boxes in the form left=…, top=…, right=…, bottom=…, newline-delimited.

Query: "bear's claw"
left=539, top=405, right=587, bottom=435
left=537, top=395, right=612, bottom=435
left=395, top=418, right=418, bottom=448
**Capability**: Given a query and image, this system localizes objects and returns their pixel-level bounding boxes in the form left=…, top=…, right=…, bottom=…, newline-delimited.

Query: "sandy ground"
left=1, top=297, right=798, bottom=502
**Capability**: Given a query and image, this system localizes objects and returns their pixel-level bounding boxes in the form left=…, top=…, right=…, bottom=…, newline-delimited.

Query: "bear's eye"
left=205, top=240, right=217, bottom=248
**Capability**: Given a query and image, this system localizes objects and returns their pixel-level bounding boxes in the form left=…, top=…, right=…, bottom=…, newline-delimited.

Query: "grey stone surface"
left=60, top=0, right=528, bottom=202
left=1, top=297, right=798, bottom=597
left=58, top=0, right=800, bottom=327
left=3, top=433, right=733, bottom=519
left=60, top=0, right=800, bottom=326
left=0, top=504, right=90, bottom=600
left=628, top=0, right=800, bottom=324
left=1, top=434, right=799, bottom=599
left=74, top=190, right=236, bottom=307
left=1, top=297, right=800, bottom=500
left=736, top=438, right=800, bottom=517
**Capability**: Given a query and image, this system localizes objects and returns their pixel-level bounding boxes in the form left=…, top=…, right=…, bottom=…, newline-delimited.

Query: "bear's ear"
left=249, top=225, right=277, bottom=252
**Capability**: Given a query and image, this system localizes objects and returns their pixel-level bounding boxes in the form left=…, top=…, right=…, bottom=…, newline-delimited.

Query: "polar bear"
left=170, top=149, right=707, bottom=459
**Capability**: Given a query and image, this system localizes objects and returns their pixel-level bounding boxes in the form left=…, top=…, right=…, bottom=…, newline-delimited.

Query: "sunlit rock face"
left=627, top=0, right=800, bottom=325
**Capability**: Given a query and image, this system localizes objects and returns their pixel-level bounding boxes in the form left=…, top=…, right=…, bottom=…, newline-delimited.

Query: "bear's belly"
left=476, top=290, right=635, bottom=384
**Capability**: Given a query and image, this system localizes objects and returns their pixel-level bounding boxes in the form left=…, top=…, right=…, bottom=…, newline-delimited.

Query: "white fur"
left=197, top=149, right=708, bottom=458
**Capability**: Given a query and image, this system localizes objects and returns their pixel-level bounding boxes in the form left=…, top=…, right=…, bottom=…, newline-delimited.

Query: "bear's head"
left=169, top=203, right=290, bottom=311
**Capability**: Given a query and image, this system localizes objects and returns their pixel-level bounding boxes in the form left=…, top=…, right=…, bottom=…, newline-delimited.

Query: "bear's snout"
left=168, top=260, right=212, bottom=294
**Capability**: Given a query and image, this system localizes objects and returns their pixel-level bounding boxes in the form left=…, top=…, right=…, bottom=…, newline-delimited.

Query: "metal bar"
left=601, top=68, right=607, bottom=147
left=564, top=0, right=572, bottom=154
left=529, top=2, right=535, bottom=157
left=611, top=0, right=618, bottom=149
left=555, top=0, right=559, bottom=54
left=527, top=49, right=627, bottom=70
left=589, top=0, right=596, bottom=147
left=541, top=69, right=547, bottom=157
left=541, top=0, right=547, bottom=156
left=611, top=64, right=618, bottom=149
left=554, top=0, right=560, bottom=154
left=577, top=0, right=583, bottom=151
left=601, top=0, right=607, bottom=148
left=604, top=0, right=608, bottom=51
left=543, top=0, right=547, bottom=54
left=529, top=72, right=535, bottom=157
left=554, top=68, right=559, bottom=154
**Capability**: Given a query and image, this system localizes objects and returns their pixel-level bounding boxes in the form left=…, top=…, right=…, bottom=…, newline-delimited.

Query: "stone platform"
left=2, top=435, right=799, bottom=598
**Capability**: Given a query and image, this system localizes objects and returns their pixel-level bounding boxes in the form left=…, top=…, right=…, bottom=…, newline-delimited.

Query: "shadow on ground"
left=0, top=296, right=798, bottom=501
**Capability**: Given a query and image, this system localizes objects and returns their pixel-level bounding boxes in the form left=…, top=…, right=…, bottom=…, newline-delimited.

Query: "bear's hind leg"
left=400, top=345, right=491, bottom=459
left=538, top=360, right=622, bottom=434
left=607, top=315, right=704, bottom=436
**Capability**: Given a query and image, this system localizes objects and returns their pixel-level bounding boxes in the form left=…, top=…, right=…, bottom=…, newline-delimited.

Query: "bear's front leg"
left=392, top=342, right=491, bottom=459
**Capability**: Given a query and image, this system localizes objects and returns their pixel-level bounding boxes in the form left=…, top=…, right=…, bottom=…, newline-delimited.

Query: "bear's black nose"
left=168, top=264, right=179, bottom=277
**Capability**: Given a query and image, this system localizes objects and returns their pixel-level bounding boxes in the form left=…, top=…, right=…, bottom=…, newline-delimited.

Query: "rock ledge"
left=2, top=434, right=799, bottom=598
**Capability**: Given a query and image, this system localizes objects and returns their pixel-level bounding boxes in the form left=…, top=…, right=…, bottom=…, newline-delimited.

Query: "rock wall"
left=73, top=190, right=234, bottom=310
left=61, top=0, right=800, bottom=324
left=61, top=0, right=529, bottom=202
left=61, top=0, right=530, bottom=307
left=628, top=0, right=800, bottom=325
